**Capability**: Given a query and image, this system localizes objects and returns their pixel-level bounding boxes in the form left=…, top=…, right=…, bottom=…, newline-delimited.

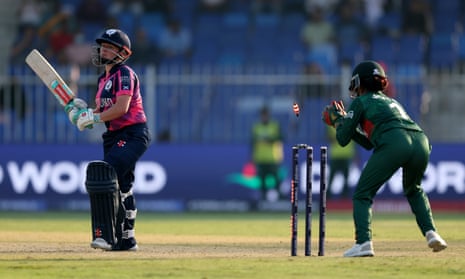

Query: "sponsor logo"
left=0, top=161, right=166, bottom=195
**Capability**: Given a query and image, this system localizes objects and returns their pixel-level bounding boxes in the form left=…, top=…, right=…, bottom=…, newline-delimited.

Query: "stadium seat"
left=370, top=35, right=397, bottom=65
left=428, top=34, right=458, bottom=69
left=338, top=41, right=366, bottom=65
left=396, top=34, right=426, bottom=65
left=433, top=12, right=459, bottom=34
left=376, top=12, right=402, bottom=36
left=139, top=12, right=165, bottom=43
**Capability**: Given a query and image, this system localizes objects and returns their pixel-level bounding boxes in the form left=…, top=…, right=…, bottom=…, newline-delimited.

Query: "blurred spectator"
left=363, top=0, right=385, bottom=27
left=143, top=0, right=173, bottom=14
left=401, top=0, right=432, bottom=36
left=105, top=15, right=121, bottom=30
left=109, top=0, right=144, bottom=17
left=48, top=15, right=74, bottom=64
left=198, top=0, right=229, bottom=13
left=304, top=0, right=338, bottom=14
left=18, top=0, right=44, bottom=26
left=64, top=31, right=93, bottom=66
left=251, top=106, right=284, bottom=202
left=295, top=61, right=326, bottom=104
left=158, top=18, right=192, bottom=63
left=10, top=25, right=39, bottom=64
left=9, top=0, right=44, bottom=64
left=0, top=77, right=27, bottom=122
left=76, top=0, right=107, bottom=25
left=326, top=125, right=356, bottom=199
left=300, top=6, right=335, bottom=50
left=251, top=0, right=283, bottom=14
left=38, top=2, right=76, bottom=64
left=131, top=27, right=161, bottom=66
left=333, top=1, right=370, bottom=45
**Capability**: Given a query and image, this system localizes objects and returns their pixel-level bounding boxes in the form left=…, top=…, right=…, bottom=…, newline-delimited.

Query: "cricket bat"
left=25, top=49, right=75, bottom=106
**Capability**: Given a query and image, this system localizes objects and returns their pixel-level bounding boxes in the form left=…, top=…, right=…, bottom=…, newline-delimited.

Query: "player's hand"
left=64, top=98, right=87, bottom=113
left=65, top=98, right=88, bottom=125
left=322, top=100, right=346, bottom=127
left=76, top=109, right=101, bottom=131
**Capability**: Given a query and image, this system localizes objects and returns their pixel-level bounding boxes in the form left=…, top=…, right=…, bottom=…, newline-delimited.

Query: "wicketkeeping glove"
left=322, top=100, right=346, bottom=127
left=76, top=108, right=102, bottom=131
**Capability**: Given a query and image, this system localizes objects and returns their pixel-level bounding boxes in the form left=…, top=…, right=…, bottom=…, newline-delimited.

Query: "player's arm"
left=99, top=94, right=131, bottom=122
left=76, top=95, right=131, bottom=131
left=334, top=99, right=364, bottom=147
left=351, top=128, right=374, bottom=150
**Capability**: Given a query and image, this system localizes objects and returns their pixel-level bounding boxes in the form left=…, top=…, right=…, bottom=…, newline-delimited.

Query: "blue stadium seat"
left=396, top=34, right=426, bottom=65
left=254, top=13, right=280, bottom=29
left=433, top=12, right=459, bottom=34
left=338, top=41, right=366, bottom=65
left=457, top=34, right=465, bottom=61
left=432, top=0, right=461, bottom=13
left=81, top=23, right=104, bottom=42
left=281, top=13, right=305, bottom=37
left=117, top=12, right=136, bottom=38
left=393, top=64, right=425, bottom=121
left=139, top=13, right=165, bottom=43
left=376, top=12, right=401, bottom=36
left=305, top=44, right=338, bottom=74
left=223, top=12, right=249, bottom=28
left=428, top=34, right=458, bottom=69
left=217, top=49, right=246, bottom=66
left=370, top=36, right=397, bottom=65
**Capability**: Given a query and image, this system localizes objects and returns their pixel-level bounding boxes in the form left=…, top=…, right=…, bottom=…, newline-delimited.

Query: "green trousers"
left=353, top=129, right=436, bottom=243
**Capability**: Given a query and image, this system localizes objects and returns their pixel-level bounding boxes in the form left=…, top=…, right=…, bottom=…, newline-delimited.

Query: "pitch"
left=0, top=211, right=463, bottom=279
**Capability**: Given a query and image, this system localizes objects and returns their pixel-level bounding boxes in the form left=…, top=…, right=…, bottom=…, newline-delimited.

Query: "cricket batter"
left=322, top=60, right=447, bottom=257
left=68, top=29, right=151, bottom=251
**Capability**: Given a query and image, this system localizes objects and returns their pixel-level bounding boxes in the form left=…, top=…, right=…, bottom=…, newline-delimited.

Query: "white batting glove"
left=76, top=108, right=102, bottom=131
left=65, top=98, right=88, bottom=125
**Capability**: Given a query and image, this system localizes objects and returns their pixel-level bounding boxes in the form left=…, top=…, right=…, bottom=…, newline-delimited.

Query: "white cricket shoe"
left=91, top=238, right=112, bottom=251
left=343, top=241, right=375, bottom=257
left=425, top=230, right=447, bottom=252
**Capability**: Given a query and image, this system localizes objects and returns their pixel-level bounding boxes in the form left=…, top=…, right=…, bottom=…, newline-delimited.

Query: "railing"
left=1, top=63, right=460, bottom=144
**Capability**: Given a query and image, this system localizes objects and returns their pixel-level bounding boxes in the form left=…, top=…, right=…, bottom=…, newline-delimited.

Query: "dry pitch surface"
left=0, top=212, right=464, bottom=279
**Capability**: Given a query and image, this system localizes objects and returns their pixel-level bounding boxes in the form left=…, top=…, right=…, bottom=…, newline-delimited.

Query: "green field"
left=0, top=211, right=463, bottom=278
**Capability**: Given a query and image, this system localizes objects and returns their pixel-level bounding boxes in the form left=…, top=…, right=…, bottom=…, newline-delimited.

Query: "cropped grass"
left=0, top=211, right=464, bottom=278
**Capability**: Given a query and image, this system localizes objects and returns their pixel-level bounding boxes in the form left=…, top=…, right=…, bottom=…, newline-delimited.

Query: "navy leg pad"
left=85, top=161, right=119, bottom=247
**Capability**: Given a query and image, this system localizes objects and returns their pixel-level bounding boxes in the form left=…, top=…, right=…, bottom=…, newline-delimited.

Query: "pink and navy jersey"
left=95, top=64, right=147, bottom=131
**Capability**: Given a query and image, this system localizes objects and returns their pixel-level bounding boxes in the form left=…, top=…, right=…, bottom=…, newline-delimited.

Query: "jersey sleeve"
left=116, top=66, right=134, bottom=97
left=335, top=98, right=365, bottom=147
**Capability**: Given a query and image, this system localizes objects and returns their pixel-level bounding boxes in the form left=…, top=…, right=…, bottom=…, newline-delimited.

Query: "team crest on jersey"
left=105, top=80, right=112, bottom=90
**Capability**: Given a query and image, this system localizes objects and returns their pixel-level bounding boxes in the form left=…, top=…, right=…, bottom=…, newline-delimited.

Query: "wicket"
left=290, top=144, right=327, bottom=256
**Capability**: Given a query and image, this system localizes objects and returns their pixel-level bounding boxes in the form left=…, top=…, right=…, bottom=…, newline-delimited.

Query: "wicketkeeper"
left=322, top=60, right=447, bottom=257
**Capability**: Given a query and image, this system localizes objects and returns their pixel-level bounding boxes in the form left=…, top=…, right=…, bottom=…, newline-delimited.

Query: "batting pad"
left=85, top=161, right=119, bottom=249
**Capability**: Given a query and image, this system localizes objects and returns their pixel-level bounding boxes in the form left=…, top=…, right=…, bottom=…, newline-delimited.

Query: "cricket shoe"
left=343, top=241, right=375, bottom=257
left=425, top=230, right=447, bottom=252
left=90, top=238, right=112, bottom=251
left=112, top=238, right=138, bottom=251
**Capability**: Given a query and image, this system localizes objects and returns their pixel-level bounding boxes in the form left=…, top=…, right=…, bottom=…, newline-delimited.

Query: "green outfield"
left=0, top=211, right=463, bottom=278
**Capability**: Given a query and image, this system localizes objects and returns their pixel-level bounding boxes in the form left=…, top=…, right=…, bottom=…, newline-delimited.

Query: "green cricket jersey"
left=333, top=91, right=437, bottom=243
left=336, top=91, right=422, bottom=149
